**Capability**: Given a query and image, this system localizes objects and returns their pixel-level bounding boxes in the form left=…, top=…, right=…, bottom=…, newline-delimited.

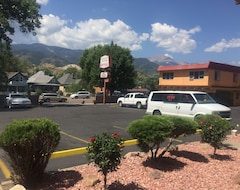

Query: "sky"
left=12, top=0, right=240, bottom=65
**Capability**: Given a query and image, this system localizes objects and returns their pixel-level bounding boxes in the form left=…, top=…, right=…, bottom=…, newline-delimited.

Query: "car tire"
left=153, top=110, right=161, bottom=115
left=118, top=101, right=123, bottom=107
left=136, top=102, right=142, bottom=109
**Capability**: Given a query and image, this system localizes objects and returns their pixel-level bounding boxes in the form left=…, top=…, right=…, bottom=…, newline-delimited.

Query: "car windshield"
left=194, top=93, right=216, bottom=104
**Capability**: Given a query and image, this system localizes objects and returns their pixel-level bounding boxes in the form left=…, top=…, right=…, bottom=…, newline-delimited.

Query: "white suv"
left=70, top=91, right=90, bottom=99
left=146, top=91, right=231, bottom=120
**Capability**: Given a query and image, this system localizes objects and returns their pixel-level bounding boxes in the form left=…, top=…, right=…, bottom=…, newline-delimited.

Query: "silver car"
left=38, top=93, right=67, bottom=104
left=5, top=93, right=32, bottom=109
left=70, top=91, right=90, bottom=99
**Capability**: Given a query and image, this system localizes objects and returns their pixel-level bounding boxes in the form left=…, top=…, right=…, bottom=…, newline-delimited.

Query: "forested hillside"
left=12, top=43, right=181, bottom=75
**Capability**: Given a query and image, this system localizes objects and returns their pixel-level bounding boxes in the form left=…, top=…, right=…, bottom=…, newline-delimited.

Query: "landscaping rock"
left=10, top=184, right=26, bottom=190
left=82, top=174, right=100, bottom=187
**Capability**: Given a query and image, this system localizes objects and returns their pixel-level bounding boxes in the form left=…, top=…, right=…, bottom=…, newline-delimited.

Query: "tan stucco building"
left=157, top=61, right=240, bottom=106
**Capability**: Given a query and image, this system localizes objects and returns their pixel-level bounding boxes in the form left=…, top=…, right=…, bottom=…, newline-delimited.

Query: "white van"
left=146, top=91, right=231, bottom=120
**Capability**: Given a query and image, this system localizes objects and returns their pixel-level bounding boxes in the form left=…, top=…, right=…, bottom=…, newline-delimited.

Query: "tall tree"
left=0, top=0, right=41, bottom=48
left=0, top=0, right=41, bottom=88
left=135, top=72, right=159, bottom=91
left=79, top=42, right=136, bottom=93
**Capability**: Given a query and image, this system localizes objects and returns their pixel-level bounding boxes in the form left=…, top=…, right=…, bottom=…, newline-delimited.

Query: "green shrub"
left=35, top=88, right=43, bottom=96
left=166, top=116, right=198, bottom=137
left=195, top=114, right=231, bottom=156
left=86, top=132, right=124, bottom=190
left=159, top=116, right=198, bottom=157
left=0, top=118, right=60, bottom=188
left=127, top=115, right=174, bottom=159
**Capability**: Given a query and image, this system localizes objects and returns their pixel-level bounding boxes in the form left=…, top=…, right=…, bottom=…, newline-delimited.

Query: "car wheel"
left=136, top=102, right=142, bottom=109
left=118, top=101, right=123, bottom=107
left=153, top=110, right=161, bottom=115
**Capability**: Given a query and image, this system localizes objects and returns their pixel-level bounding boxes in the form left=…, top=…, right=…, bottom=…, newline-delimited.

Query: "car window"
left=180, top=94, right=195, bottom=104
left=135, top=94, right=145, bottom=98
left=151, top=93, right=165, bottom=101
left=78, top=91, right=89, bottom=94
left=194, top=93, right=216, bottom=104
left=164, top=93, right=178, bottom=103
left=11, top=94, right=27, bottom=98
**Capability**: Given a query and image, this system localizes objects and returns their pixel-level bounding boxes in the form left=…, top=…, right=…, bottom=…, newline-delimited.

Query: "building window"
left=163, top=72, right=174, bottom=80
left=15, top=76, right=19, bottom=82
left=189, top=71, right=204, bottom=80
left=233, top=73, right=238, bottom=83
left=214, top=70, right=220, bottom=81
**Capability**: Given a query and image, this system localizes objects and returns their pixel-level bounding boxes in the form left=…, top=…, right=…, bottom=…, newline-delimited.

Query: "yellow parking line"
left=113, top=125, right=125, bottom=130
left=0, top=159, right=11, bottom=179
left=60, top=131, right=89, bottom=143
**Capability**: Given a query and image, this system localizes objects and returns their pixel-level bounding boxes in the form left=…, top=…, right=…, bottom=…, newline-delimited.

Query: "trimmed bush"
left=0, top=118, right=60, bottom=187
left=159, top=115, right=198, bottom=157
left=195, top=114, right=231, bottom=156
left=166, top=116, right=198, bottom=137
left=127, top=115, right=174, bottom=159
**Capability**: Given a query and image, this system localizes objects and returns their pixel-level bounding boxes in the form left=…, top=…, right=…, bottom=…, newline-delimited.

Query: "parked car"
left=117, top=92, right=148, bottom=109
left=38, top=93, right=67, bottom=104
left=70, top=91, right=90, bottom=99
left=146, top=91, right=231, bottom=120
left=5, top=93, right=32, bottom=109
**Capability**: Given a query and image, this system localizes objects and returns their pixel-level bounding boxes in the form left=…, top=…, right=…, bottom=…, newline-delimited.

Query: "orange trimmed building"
left=157, top=61, right=240, bottom=106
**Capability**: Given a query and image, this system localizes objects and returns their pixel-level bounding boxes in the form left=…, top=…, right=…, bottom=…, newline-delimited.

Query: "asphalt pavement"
left=0, top=98, right=240, bottom=190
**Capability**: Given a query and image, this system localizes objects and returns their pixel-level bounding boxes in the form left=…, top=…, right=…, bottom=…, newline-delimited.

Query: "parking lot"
left=0, top=102, right=146, bottom=180
left=0, top=101, right=239, bottom=182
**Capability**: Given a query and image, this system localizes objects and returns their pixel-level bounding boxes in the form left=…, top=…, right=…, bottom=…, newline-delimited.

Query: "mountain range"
left=12, top=43, right=184, bottom=75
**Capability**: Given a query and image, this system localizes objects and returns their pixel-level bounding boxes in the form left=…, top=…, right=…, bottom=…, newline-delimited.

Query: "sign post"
left=99, top=55, right=112, bottom=104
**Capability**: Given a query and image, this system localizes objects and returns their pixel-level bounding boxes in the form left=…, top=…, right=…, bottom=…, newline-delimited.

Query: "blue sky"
left=12, top=0, right=240, bottom=64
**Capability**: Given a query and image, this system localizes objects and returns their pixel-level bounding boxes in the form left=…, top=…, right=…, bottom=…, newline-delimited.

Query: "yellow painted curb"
left=0, top=159, right=11, bottom=179
left=196, top=129, right=202, bottom=134
left=122, top=139, right=138, bottom=146
left=50, top=139, right=139, bottom=159
left=51, top=147, right=88, bottom=159
left=50, top=129, right=202, bottom=159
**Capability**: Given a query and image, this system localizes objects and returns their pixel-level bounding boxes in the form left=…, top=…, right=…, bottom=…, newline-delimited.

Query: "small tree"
left=0, top=118, right=60, bottom=188
left=86, top=132, right=124, bottom=190
left=127, top=115, right=173, bottom=159
left=159, top=116, right=198, bottom=157
left=195, top=114, right=231, bottom=156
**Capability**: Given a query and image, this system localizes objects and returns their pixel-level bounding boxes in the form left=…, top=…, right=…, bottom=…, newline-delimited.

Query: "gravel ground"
left=33, top=135, right=240, bottom=190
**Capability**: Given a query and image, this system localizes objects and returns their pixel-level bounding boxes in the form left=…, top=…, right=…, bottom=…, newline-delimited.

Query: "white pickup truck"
left=117, top=92, right=148, bottom=109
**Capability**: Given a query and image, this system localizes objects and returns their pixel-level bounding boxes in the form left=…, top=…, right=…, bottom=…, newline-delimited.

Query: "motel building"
left=157, top=61, right=240, bottom=106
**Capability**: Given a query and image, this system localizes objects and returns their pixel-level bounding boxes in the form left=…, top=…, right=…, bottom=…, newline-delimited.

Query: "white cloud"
left=36, top=0, right=49, bottom=5
left=204, top=38, right=240, bottom=52
left=12, top=15, right=148, bottom=51
left=150, top=23, right=201, bottom=54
